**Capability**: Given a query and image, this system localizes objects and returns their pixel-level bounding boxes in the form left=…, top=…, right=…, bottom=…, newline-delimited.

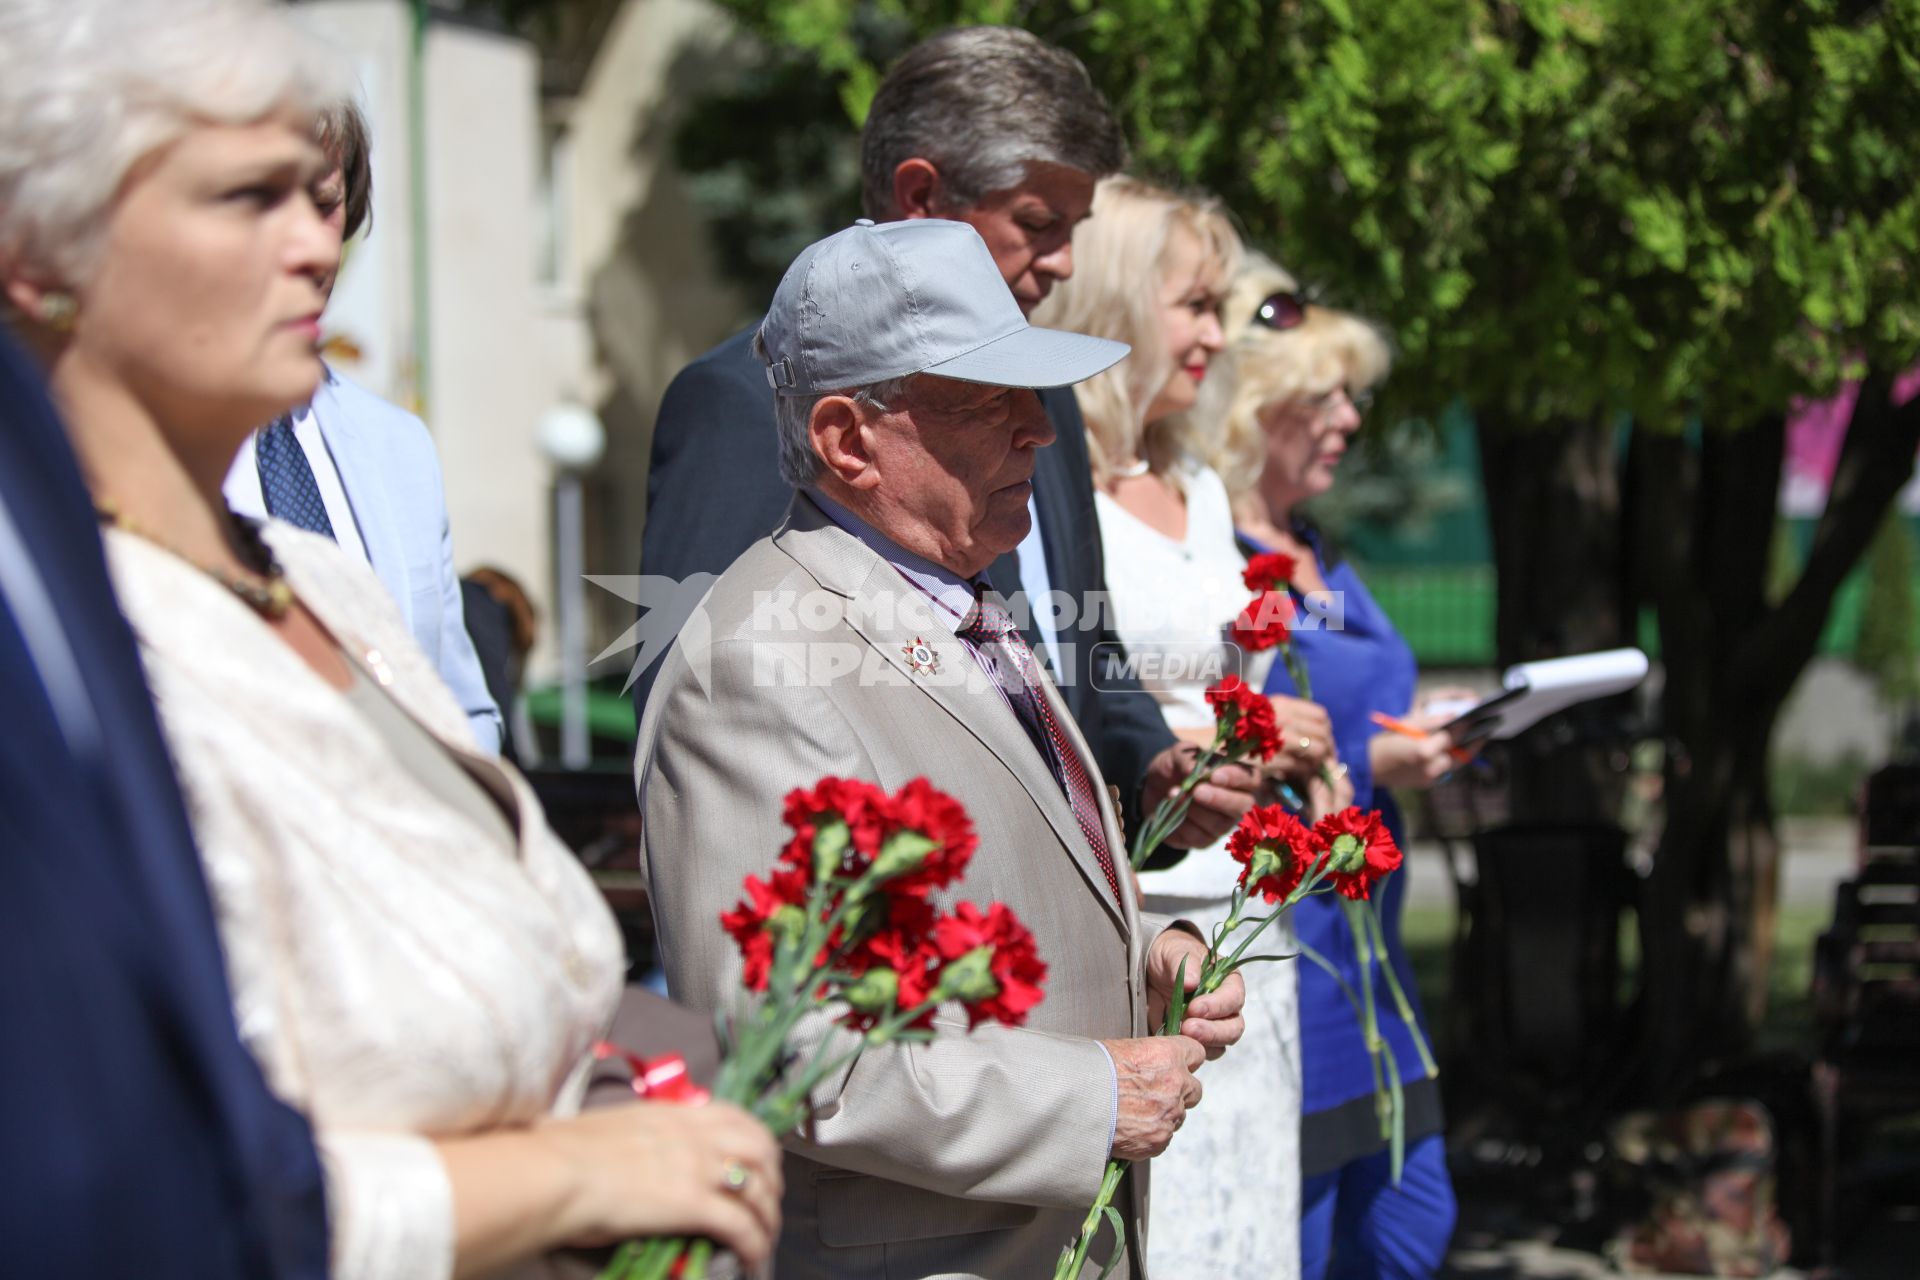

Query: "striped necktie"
left=255, top=416, right=335, bottom=539
left=961, top=590, right=1122, bottom=905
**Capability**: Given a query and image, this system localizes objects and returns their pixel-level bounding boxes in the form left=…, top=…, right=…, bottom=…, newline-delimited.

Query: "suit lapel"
left=311, top=379, right=411, bottom=628
left=776, top=498, right=1128, bottom=933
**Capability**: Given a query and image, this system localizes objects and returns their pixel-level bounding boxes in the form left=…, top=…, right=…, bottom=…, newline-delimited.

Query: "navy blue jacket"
left=634, top=327, right=1176, bottom=817
left=0, top=333, right=329, bottom=1276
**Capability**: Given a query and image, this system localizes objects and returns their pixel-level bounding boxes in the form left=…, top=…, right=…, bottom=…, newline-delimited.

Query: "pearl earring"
left=38, top=292, right=77, bottom=332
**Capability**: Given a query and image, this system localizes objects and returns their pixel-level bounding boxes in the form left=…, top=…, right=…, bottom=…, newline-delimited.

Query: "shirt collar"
left=807, top=488, right=979, bottom=631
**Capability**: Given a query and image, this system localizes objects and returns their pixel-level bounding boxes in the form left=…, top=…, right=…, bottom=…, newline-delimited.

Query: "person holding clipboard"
left=1207, top=253, right=1466, bottom=1279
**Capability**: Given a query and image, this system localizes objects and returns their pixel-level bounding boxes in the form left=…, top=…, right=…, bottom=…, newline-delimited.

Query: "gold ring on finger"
left=722, top=1159, right=751, bottom=1193
left=1295, top=735, right=1313, bottom=757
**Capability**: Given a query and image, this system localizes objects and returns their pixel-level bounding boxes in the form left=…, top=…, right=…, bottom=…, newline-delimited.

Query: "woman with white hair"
left=0, top=2, right=780, bottom=1276
left=1204, top=253, right=1460, bottom=1279
left=1036, top=176, right=1339, bottom=1277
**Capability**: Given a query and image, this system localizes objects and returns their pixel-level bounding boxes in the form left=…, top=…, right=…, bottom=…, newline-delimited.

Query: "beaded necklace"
left=96, top=499, right=294, bottom=620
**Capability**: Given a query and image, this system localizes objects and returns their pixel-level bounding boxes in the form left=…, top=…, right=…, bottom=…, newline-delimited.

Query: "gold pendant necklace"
left=96, top=499, right=295, bottom=620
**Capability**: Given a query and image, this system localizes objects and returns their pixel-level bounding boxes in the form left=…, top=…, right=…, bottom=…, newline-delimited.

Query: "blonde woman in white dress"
left=0, top=2, right=780, bottom=1276
left=1036, top=176, right=1348, bottom=1276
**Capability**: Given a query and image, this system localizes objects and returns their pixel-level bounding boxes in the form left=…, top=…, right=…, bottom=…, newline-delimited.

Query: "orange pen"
left=1369, top=711, right=1477, bottom=766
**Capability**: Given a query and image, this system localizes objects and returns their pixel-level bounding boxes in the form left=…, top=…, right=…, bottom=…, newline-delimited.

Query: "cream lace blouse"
left=104, top=524, right=626, bottom=1280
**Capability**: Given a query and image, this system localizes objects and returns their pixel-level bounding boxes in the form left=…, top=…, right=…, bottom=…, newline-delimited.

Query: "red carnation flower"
left=1205, top=676, right=1283, bottom=761
left=721, top=863, right=812, bottom=992
left=779, top=776, right=977, bottom=901
left=838, top=895, right=944, bottom=1031
left=931, top=902, right=1048, bottom=1029
left=1312, top=808, right=1402, bottom=900
left=1231, top=590, right=1295, bottom=652
left=1242, top=551, right=1297, bottom=594
left=872, top=777, right=978, bottom=897
left=1227, top=805, right=1323, bottom=903
left=780, top=776, right=893, bottom=879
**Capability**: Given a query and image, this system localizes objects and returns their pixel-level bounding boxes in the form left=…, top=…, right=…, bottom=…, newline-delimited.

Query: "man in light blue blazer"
left=223, top=100, right=502, bottom=752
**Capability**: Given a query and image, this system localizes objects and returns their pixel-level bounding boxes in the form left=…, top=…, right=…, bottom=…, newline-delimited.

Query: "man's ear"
left=808, top=395, right=879, bottom=490
left=891, top=158, right=944, bottom=220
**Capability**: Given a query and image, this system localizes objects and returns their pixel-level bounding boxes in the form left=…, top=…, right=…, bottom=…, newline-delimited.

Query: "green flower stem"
left=1294, top=939, right=1362, bottom=1012
left=614, top=873, right=910, bottom=1280
left=1341, top=898, right=1387, bottom=1134
left=1361, top=898, right=1438, bottom=1078
left=604, top=1234, right=684, bottom=1280
left=1057, top=1159, right=1128, bottom=1278
left=1283, top=646, right=1313, bottom=702
left=1377, top=1035, right=1407, bottom=1185
left=1128, top=741, right=1234, bottom=870
left=1209, top=858, right=1332, bottom=984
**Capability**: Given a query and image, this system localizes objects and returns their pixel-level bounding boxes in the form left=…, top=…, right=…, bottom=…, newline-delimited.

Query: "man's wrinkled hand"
left=1146, top=928, right=1246, bottom=1060
left=1100, top=1033, right=1205, bottom=1160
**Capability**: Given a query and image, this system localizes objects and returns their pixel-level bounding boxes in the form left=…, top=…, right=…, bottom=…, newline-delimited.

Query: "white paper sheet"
left=1448, top=647, right=1649, bottom=741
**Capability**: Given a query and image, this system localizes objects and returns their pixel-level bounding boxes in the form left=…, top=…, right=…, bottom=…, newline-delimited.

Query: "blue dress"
left=1247, top=528, right=1441, bottom=1168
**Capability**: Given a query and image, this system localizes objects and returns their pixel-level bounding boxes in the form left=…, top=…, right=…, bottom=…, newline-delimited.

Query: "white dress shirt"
left=1014, top=492, right=1065, bottom=677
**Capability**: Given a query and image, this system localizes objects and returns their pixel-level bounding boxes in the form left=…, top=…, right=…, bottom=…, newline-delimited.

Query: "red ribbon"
left=591, top=1041, right=710, bottom=1105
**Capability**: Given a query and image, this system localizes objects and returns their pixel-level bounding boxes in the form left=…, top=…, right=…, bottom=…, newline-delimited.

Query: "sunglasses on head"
left=1252, top=290, right=1307, bottom=332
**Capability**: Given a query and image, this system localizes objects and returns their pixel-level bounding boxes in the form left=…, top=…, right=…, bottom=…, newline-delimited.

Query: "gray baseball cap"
left=758, top=218, right=1128, bottom=396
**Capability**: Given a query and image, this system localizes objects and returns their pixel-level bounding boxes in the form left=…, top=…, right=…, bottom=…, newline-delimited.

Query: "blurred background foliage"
left=463, top=0, right=1919, bottom=1082
left=677, top=0, right=1919, bottom=439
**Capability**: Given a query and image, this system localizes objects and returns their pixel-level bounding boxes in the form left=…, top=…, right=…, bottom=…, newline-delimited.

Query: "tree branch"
left=1747, top=373, right=1920, bottom=706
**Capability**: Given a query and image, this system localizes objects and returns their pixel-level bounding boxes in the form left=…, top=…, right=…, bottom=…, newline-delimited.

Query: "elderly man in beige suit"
left=637, top=218, right=1249, bottom=1278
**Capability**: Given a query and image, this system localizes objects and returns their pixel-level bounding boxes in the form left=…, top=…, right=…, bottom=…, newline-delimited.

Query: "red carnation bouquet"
left=1055, top=799, right=1432, bottom=1277
left=605, top=776, right=1045, bottom=1280
left=1057, top=795, right=1415, bottom=1276
left=1124, top=674, right=1284, bottom=866
left=1124, top=553, right=1305, bottom=869
left=1230, top=549, right=1437, bottom=1170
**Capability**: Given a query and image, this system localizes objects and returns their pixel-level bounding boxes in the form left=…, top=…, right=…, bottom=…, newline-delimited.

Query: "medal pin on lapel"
left=901, top=636, right=941, bottom=677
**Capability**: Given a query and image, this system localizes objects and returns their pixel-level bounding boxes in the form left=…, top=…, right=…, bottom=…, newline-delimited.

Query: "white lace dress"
left=1095, top=459, right=1302, bottom=1277
left=105, top=525, right=627, bottom=1280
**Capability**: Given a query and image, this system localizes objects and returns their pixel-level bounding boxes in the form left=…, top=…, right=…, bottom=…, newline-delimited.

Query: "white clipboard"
left=1442, top=647, right=1649, bottom=742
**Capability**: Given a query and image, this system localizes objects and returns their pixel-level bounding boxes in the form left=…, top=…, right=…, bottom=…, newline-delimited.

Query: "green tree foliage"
left=688, top=0, right=1920, bottom=1088
left=1855, top=513, right=1920, bottom=706
left=708, top=0, right=1919, bottom=434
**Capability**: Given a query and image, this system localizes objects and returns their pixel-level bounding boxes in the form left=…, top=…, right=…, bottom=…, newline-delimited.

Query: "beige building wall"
left=421, top=22, right=559, bottom=640
left=293, top=1, right=561, bottom=673
left=297, top=0, right=757, bottom=680
left=550, top=0, right=753, bottom=649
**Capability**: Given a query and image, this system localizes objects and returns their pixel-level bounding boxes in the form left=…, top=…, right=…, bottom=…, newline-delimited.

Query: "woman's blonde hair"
left=1199, top=251, right=1394, bottom=502
left=1030, top=175, right=1241, bottom=486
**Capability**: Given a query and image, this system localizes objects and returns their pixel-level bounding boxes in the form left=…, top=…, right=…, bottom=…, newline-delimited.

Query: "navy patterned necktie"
left=255, top=416, right=335, bottom=539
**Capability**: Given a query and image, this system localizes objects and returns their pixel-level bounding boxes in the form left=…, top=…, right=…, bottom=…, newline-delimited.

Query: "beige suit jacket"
left=637, top=495, right=1168, bottom=1279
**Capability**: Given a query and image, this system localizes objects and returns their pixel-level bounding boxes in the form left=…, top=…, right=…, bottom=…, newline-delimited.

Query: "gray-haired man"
left=635, top=26, right=1270, bottom=851
left=638, top=218, right=1248, bottom=1278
